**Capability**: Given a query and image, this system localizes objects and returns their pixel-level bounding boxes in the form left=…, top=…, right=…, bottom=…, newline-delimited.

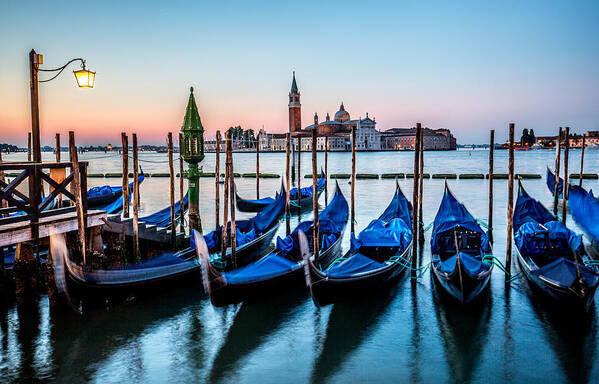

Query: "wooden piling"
left=221, top=131, right=229, bottom=263
left=411, top=124, right=422, bottom=278
left=256, top=132, right=260, bottom=199
left=297, top=136, right=301, bottom=211
left=55, top=134, right=60, bottom=162
left=506, top=123, right=515, bottom=282
left=351, top=126, right=356, bottom=235
left=132, top=133, right=140, bottom=260
left=488, top=130, right=494, bottom=244
left=28, top=132, right=32, bottom=162
left=312, top=128, right=319, bottom=261
left=121, top=133, right=129, bottom=218
left=69, top=131, right=86, bottom=264
left=562, top=127, right=570, bottom=224
left=178, top=133, right=185, bottom=235
left=228, top=132, right=237, bottom=268
left=285, top=132, right=291, bottom=235
left=579, top=135, right=585, bottom=187
left=215, top=130, right=221, bottom=229
left=168, top=132, right=176, bottom=245
left=418, top=130, right=424, bottom=244
left=0, top=151, right=6, bottom=215
left=553, top=127, right=563, bottom=216
left=325, top=136, right=329, bottom=205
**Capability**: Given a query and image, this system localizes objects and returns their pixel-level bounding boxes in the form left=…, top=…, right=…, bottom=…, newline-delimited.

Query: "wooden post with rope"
left=256, top=131, right=260, bottom=199
left=285, top=132, right=291, bottom=235
left=215, top=130, right=221, bottom=229
left=297, top=136, right=301, bottom=212
left=221, top=131, right=229, bottom=264
left=178, top=133, right=185, bottom=235
left=228, top=132, right=237, bottom=268
left=579, top=135, right=585, bottom=187
left=418, top=130, right=424, bottom=244
left=324, top=136, right=329, bottom=205
left=69, top=131, right=86, bottom=264
left=132, top=133, right=140, bottom=260
left=121, top=133, right=129, bottom=218
left=351, top=126, right=356, bottom=235
left=168, top=132, right=176, bottom=245
left=411, top=124, right=422, bottom=278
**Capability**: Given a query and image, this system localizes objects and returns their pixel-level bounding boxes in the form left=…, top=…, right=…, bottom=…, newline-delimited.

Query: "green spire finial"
left=182, top=87, right=204, bottom=133
left=190, top=86, right=194, bottom=93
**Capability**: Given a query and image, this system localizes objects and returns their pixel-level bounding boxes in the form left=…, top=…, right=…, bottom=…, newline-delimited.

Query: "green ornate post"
left=180, top=87, right=205, bottom=232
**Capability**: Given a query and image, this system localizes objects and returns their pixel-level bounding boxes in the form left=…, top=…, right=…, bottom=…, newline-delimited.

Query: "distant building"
left=382, top=128, right=456, bottom=150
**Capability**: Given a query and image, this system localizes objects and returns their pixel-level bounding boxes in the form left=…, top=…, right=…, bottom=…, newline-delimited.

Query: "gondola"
left=304, top=182, right=413, bottom=306
left=430, top=183, right=493, bottom=304
left=235, top=170, right=325, bottom=212
left=547, top=167, right=599, bottom=245
left=193, top=185, right=287, bottom=273
left=64, top=187, right=284, bottom=293
left=99, top=174, right=145, bottom=214
left=87, top=174, right=145, bottom=208
left=513, top=181, right=599, bottom=311
left=546, top=167, right=564, bottom=199
left=195, top=182, right=348, bottom=306
left=139, top=193, right=189, bottom=229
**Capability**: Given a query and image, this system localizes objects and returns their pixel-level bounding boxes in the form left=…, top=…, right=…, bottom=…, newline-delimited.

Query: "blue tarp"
left=99, top=175, right=145, bottom=214
left=323, top=186, right=412, bottom=278
left=431, top=186, right=490, bottom=254
left=88, top=185, right=118, bottom=199
left=531, top=258, right=598, bottom=287
left=140, top=193, right=189, bottom=227
left=546, top=167, right=563, bottom=198
left=513, top=185, right=556, bottom=233
left=569, top=185, right=599, bottom=243
left=290, top=176, right=325, bottom=200
left=326, top=253, right=385, bottom=278
left=436, top=252, right=490, bottom=277
left=223, top=254, right=299, bottom=284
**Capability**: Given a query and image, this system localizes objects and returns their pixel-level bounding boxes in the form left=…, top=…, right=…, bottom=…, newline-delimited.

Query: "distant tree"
left=521, top=128, right=535, bottom=146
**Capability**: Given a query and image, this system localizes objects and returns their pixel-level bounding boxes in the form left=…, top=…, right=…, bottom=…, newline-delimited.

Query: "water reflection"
left=310, top=285, right=399, bottom=384
left=208, top=292, right=307, bottom=383
left=432, top=277, right=492, bottom=384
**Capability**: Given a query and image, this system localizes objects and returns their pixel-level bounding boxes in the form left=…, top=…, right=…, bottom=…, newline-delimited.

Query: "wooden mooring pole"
left=168, top=133, right=176, bottom=245
left=228, top=132, right=237, bottom=268
left=562, top=127, right=570, bottom=224
left=121, top=133, right=129, bottom=218
left=215, top=130, right=221, bottom=229
left=285, top=132, right=291, bottom=235
left=69, top=131, right=86, bottom=264
left=324, top=136, right=329, bottom=205
left=132, top=133, right=140, bottom=260
left=178, top=133, right=185, bottom=235
left=488, top=130, right=494, bottom=244
left=256, top=132, right=260, bottom=199
left=221, top=131, right=229, bottom=264
left=411, top=124, right=422, bottom=278
left=312, top=128, right=319, bottom=261
left=28, top=132, right=32, bottom=162
left=351, top=126, right=356, bottom=235
left=418, top=130, right=424, bottom=244
left=506, top=123, right=515, bottom=283
left=553, top=127, right=563, bottom=216
left=297, top=137, right=301, bottom=212
left=579, top=135, right=585, bottom=187
left=55, top=134, right=60, bottom=162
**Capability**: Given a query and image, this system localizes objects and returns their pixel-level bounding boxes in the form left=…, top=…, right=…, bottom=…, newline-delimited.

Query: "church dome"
left=334, top=103, right=350, bottom=122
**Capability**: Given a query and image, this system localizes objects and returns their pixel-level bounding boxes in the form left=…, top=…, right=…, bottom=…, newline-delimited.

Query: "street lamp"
left=30, top=48, right=95, bottom=163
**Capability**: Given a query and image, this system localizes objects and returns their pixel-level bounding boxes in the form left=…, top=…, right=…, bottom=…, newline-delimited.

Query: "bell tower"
left=288, top=71, right=301, bottom=133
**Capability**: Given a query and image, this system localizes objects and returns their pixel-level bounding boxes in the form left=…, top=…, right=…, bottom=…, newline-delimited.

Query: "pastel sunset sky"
left=1, top=0, right=598, bottom=146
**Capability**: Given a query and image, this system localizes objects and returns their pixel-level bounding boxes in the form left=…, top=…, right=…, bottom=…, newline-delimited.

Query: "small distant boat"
left=531, top=142, right=543, bottom=150
left=430, top=183, right=493, bottom=304
left=513, top=182, right=599, bottom=311
left=236, top=170, right=325, bottom=213
left=196, top=182, right=348, bottom=306
left=305, top=182, right=413, bottom=306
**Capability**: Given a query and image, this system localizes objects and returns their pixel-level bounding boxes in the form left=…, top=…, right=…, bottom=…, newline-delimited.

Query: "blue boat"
left=139, top=193, right=189, bottom=229
left=87, top=174, right=145, bottom=208
left=430, top=183, right=493, bottom=304
left=514, top=181, right=599, bottom=311
left=305, top=182, right=413, bottom=306
left=195, top=182, right=348, bottom=306
left=236, top=170, right=325, bottom=212
left=194, top=185, right=287, bottom=273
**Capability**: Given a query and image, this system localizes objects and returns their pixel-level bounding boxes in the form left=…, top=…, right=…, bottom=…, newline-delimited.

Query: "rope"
left=482, top=254, right=522, bottom=281
left=423, top=222, right=434, bottom=232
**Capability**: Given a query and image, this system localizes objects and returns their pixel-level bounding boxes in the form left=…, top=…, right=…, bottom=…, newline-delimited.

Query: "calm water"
left=1, top=148, right=599, bottom=383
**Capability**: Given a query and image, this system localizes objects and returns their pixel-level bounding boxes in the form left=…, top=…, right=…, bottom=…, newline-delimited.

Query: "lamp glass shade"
left=74, top=69, right=95, bottom=88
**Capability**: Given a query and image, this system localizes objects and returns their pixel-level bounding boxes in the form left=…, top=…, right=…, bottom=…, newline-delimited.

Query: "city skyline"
left=1, top=1, right=598, bottom=146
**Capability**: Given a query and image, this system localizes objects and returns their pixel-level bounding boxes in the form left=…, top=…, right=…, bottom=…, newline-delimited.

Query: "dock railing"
left=0, top=161, right=88, bottom=230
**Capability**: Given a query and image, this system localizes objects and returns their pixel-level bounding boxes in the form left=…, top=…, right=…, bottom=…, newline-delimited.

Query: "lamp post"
left=180, top=87, right=205, bottom=232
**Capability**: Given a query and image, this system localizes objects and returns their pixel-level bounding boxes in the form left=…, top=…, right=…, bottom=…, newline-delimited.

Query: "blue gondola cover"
left=223, top=254, right=299, bottom=284
left=326, top=253, right=385, bottom=278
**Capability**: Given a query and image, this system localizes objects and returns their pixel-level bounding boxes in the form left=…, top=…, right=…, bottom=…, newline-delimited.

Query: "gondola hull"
left=207, top=230, right=344, bottom=306
left=431, top=255, right=492, bottom=304
left=308, top=243, right=413, bottom=306
left=88, top=190, right=122, bottom=208
left=516, top=247, right=597, bottom=312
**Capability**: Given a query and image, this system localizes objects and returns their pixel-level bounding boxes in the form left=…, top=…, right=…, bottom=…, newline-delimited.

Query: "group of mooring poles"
left=550, top=126, right=582, bottom=223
